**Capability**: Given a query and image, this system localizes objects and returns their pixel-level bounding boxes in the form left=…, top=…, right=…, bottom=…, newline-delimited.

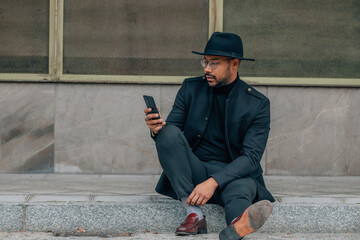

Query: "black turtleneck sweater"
left=193, top=77, right=239, bottom=163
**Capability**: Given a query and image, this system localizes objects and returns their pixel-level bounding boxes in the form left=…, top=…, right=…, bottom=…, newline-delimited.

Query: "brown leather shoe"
left=175, top=213, right=207, bottom=235
left=219, top=200, right=273, bottom=240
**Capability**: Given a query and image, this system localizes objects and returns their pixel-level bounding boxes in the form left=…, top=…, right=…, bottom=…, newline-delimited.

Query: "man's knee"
left=222, top=177, right=257, bottom=202
left=221, top=177, right=257, bottom=224
left=156, top=125, right=183, bottom=149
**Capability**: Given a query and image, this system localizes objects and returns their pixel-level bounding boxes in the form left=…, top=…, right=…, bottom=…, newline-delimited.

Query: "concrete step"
left=0, top=174, right=359, bottom=234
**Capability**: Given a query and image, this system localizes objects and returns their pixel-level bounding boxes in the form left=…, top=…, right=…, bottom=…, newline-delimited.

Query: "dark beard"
left=204, top=74, right=228, bottom=88
left=204, top=73, right=221, bottom=88
left=205, top=64, right=233, bottom=88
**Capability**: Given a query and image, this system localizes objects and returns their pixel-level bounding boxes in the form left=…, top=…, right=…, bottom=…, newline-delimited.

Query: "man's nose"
left=204, top=64, right=212, bottom=73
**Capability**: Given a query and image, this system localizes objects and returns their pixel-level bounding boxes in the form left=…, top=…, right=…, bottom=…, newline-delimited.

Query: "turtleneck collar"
left=213, top=74, right=239, bottom=96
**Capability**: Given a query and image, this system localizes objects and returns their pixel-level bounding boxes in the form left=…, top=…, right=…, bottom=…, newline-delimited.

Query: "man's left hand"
left=187, top=177, right=219, bottom=206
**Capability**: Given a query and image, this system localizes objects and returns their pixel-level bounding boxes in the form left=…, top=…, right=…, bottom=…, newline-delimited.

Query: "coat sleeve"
left=210, top=98, right=270, bottom=189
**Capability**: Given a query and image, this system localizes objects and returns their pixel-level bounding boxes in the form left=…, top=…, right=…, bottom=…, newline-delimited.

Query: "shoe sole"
left=175, top=229, right=207, bottom=236
left=219, top=200, right=273, bottom=240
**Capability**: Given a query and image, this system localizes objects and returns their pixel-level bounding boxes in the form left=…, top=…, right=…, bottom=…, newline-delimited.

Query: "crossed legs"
left=155, top=125, right=272, bottom=238
left=155, top=125, right=208, bottom=200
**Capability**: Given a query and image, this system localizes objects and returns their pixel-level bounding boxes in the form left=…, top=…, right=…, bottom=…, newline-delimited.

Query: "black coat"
left=155, top=75, right=274, bottom=203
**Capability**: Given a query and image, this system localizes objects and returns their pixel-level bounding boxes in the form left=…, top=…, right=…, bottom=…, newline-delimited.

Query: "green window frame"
left=0, top=0, right=359, bottom=87
left=0, top=0, right=56, bottom=82
left=218, top=0, right=360, bottom=87
left=55, top=0, right=216, bottom=84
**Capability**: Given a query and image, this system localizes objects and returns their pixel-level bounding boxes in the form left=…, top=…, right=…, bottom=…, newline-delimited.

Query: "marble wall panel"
left=54, top=84, right=162, bottom=174
left=267, top=87, right=360, bottom=176
left=159, top=85, right=181, bottom=121
left=348, top=90, right=360, bottom=175
left=0, top=83, right=54, bottom=173
left=1, top=81, right=358, bottom=176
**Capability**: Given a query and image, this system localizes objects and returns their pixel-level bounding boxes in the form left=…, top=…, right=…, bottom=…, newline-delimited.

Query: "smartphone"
left=143, top=95, right=160, bottom=120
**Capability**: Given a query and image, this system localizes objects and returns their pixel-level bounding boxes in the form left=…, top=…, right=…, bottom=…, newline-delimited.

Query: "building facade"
left=0, top=0, right=359, bottom=175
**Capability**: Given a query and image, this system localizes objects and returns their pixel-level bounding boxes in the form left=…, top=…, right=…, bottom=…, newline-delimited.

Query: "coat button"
left=205, top=117, right=208, bottom=121
left=248, top=88, right=251, bottom=92
left=197, top=134, right=201, bottom=138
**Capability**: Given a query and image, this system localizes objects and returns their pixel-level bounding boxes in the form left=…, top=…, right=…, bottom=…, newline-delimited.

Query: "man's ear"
left=233, top=59, right=240, bottom=69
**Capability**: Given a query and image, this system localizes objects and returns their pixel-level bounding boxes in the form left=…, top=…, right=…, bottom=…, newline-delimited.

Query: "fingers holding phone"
left=144, top=107, right=165, bottom=134
left=143, top=96, right=166, bottom=135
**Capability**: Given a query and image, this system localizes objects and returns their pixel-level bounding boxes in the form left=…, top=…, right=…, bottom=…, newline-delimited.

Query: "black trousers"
left=155, top=125, right=257, bottom=224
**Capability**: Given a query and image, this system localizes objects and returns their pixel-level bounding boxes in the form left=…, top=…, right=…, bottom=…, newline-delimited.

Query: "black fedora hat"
left=192, top=32, right=255, bottom=61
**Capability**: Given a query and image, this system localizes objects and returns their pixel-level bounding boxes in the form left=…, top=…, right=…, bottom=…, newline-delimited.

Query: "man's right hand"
left=144, top=107, right=166, bottom=135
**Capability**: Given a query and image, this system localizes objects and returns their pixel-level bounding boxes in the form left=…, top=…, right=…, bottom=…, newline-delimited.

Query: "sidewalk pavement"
left=1, top=174, right=360, bottom=202
left=1, top=232, right=360, bottom=240
left=0, top=174, right=359, bottom=235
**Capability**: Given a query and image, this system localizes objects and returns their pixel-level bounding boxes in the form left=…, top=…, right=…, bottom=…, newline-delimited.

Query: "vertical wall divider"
left=56, top=0, right=64, bottom=81
left=209, top=0, right=216, bottom=37
left=49, top=0, right=56, bottom=80
left=209, top=0, right=223, bottom=37
left=215, top=0, right=223, bottom=32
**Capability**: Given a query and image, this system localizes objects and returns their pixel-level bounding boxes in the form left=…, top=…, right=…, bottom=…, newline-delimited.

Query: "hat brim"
left=192, top=51, right=255, bottom=61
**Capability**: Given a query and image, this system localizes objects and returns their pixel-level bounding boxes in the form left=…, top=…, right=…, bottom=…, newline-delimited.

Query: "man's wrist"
left=209, top=177, right=219, bottom=188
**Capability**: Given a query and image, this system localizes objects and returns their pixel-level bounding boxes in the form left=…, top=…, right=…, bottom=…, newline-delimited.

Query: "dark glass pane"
left=224, top=0, right=360, bottom=78
left=0, top=0, right=49, bottom=73
left=63, top=0, right=209, bottom=76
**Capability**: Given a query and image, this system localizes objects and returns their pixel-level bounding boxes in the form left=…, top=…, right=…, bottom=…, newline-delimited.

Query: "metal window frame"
left=0, top=0, right=359, bottom=86
left=218, top=0, right=360, bottom=87
left=53, top=0, right=360, bottom=87
left=0, top=0, right=56, bottom=82
left=55, top=0, right=215, bottom=84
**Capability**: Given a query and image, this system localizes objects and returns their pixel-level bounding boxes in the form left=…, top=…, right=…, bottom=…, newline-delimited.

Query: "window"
left=62, top=0, right=209, bottom=76
left=223, top=0, right=360, bottom=79
left=0, top=0, right=50, bottom=74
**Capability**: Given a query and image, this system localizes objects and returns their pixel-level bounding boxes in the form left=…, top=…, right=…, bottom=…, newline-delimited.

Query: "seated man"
left=144, top=32, right=274, bottom=240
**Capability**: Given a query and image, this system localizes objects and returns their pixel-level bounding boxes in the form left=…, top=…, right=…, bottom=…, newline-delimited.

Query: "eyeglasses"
left=200, top=58, right=233, bottom=70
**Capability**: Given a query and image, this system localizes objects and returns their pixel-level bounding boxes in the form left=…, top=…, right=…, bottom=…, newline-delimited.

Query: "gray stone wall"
left=0, top=83, right=54, bottom=173
left=0, top=82, right=359, bottom=175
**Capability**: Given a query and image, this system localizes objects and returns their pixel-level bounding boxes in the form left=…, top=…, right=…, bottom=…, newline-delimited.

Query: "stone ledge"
left=1, top=194, right=360, bottom=205
left=0, top=175, right=359, bottom=233
left=0, top=201, right=359, bottom=234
